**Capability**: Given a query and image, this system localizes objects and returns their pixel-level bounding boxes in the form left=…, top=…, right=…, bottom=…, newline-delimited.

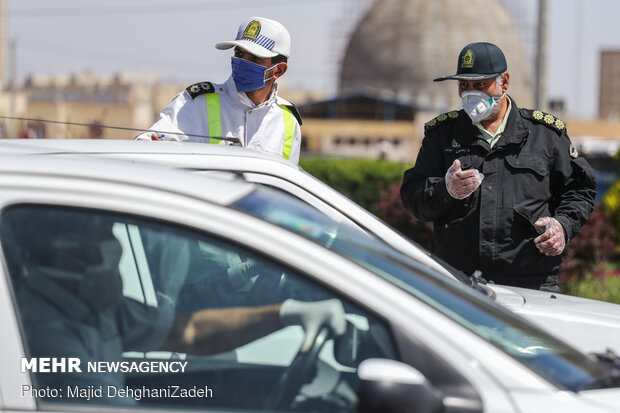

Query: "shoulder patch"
left=425, top=110, right=460, bottom=130
left=283, top=103, right=303, bottom=126
left=569, top=143, right=579, bottom=158
left=186, top=81, right=215, bottom=100
left=526, top=109, right=566, bottom=133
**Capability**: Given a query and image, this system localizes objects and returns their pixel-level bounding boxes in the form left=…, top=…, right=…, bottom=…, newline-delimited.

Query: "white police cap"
left=215, top=16, right=291, bottom=59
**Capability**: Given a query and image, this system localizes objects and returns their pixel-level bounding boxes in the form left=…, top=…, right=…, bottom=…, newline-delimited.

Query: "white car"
left=1, top=138, right=619, bottom=356
left=1, top=154, right=620, bottom=412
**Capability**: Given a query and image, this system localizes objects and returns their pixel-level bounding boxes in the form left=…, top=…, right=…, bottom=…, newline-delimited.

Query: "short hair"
left=272, top=54, right=288, bottom=64
left=495, top=72, right=508, bottom=87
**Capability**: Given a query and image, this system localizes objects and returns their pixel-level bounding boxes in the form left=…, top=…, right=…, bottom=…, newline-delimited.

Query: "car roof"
left=0, top=153, right=255, bottom=205
left=0, top=139, right=300, bottom=167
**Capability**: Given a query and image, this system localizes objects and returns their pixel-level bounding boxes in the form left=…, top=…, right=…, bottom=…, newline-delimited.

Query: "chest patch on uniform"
left=569, top=143, right=579, bottom=158
left=186, top=82, right=215, bottom=99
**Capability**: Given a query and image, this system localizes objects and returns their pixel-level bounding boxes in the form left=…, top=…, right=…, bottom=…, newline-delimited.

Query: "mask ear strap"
left=264, top=63, right=281, bottom=83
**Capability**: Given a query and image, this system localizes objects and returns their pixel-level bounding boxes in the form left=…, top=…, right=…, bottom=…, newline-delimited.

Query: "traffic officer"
left=400, top=42, right=596, bottom=292
left=136, top=17, right=302, bottom=164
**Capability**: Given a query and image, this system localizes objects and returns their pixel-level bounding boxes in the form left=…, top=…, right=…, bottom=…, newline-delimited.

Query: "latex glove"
left=534, top=217, right=566, bottom=256
left=135, top=132, right=161, bottom=141
left=279, top=299, right=346, bottom=352
left=135, top=133, right=180, bottom=141
left=445, top=159, right=484, bottom=200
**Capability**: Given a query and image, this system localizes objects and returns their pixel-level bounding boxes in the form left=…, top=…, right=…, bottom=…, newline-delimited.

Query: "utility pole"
left=0, top=0, right=5, bottom=92
left=535, top=0, right=548, bottom=111
left=8, top=37, right=16, bottom=137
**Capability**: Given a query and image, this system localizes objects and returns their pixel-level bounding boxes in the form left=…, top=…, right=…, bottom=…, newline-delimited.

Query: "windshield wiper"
left=579, top=350, right=620, bottom=390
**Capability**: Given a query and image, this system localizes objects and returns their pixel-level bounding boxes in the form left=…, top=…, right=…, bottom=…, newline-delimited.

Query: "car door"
left=0, top=203, right=405, bottom=412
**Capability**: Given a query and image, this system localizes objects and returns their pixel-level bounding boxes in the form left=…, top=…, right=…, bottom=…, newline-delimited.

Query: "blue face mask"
left=231, top=57, right=277, bottom=92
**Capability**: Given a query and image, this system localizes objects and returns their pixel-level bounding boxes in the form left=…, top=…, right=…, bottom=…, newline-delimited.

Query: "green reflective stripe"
left=205, top=93, right=223, bottom=144
left=281, top=105, right=295, bottom=160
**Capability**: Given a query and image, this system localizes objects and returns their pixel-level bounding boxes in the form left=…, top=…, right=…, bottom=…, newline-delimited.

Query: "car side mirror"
left=357, top=358, right=444, bottom=413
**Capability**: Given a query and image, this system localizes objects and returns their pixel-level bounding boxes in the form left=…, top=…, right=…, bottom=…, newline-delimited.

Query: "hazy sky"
left=6, top=0, right=620, bottom=119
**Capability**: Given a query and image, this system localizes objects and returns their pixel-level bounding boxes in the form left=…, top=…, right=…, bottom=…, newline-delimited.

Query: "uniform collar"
left=450, top=96, right=529, bottom=152
left=473, top=97, right=512, bottom=140
left=493, top=96, right=529, bottom=147
left=226, top=76, right=279, bottom=109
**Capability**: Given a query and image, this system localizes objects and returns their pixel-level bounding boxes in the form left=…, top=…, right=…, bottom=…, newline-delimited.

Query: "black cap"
left=434, top=42, right=507, bottom=82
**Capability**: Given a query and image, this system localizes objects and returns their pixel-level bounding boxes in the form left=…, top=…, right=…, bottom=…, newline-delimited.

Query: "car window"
left=240, top=172, right=363, bottom=231
left=232, top=187, right=611, bottom=392
left=0, top=204, right=396, bottom=411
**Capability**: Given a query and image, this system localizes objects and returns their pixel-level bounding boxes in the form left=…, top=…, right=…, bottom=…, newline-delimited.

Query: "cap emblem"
left=461, top=50, right=474, bottom=69
left=243, top=20, right=261, bottom=40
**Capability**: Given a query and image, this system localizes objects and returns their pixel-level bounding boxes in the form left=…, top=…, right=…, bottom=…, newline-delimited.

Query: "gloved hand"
left=135, top=133, right=180, bottom=141
left=445, top=159, right=484, bottom=200
left=279, top=299, right=346, bottom=352
left=534, top=217, right=566, bottom=256
left=135, top=133, right=161, bottom=141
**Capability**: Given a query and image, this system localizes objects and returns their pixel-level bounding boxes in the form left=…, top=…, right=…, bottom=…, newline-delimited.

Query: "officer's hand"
left=279, top=299, right=346, bottom=352
left=135, top=133, right=161, bottom=141
left=445, top=159, right=484, bottom=199
left=534, top=217, right=566, bottom=256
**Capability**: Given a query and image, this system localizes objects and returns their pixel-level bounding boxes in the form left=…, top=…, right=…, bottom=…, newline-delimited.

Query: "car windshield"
left=232, top=187, right=610, bottom=391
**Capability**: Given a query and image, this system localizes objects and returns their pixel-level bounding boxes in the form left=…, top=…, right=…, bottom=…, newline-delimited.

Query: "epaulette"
left=283, top=103, right=303, bottom=126
left=425, top=110, right=460, bottom=130
left=525, top=109, right=566, bottom=133
left=186, top=81, right=215, bottom=100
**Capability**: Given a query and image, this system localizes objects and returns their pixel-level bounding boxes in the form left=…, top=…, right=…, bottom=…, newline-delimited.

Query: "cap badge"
left=451, top=138, right=461, bottom=148
left=243, top=20, right=261, bottom=40
left=461, top=50, right=474, bottom=69
left=569, top=144, right=579, bottom=158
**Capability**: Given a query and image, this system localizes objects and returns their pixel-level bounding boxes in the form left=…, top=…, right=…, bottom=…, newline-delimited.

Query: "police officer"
left=400, top=42, right=596, bottom=292
left=136, top=17, right=302, bottom=164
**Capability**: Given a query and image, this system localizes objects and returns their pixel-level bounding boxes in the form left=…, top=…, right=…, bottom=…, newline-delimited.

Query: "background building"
left=338, top=0, right=534, bottom=112
left=599, top=50, right=620, bottom=120
left=300, top=0, right=536, bottom=162
left=1, top=0, right=619, bottom=171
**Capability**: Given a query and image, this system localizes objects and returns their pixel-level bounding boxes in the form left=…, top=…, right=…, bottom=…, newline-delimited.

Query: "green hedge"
left=300, top=157, right=409, bottom=215
left=563, top=275, right=620, bottom=304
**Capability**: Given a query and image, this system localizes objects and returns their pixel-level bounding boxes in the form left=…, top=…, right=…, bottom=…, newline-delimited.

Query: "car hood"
left=492, top=285, right=620, bottom=354
left=580, top=388, right=620, bottom=411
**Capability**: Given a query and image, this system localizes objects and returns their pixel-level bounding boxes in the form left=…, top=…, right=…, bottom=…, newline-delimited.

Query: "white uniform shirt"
left=136, top=77, right=302, bottom=164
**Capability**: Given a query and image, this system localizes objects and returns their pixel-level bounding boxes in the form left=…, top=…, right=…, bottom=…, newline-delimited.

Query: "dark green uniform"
left=400, top=97, right=596, bottom=288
